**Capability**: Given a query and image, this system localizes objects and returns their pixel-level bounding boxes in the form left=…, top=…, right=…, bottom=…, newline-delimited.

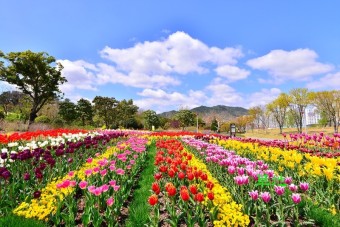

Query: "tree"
left=159, top=116, right=169, bottom=130
left=58, top=99, right=78, bottom=124
left=0, top=50, right=66, bottom=126
left=0, top=90, right=22, bottom=115
left=248, top=106, right=262, bottom=130
left=211, top=118, right=218, bottom=132
left=77, top=98, right=93, bottom=126
left=92, top=96, right=118, bottom=128
left=235, top=115, right=252, bottom=133
left=116, top=99, right=138, bottom=128
left=311, top=90, right=339, bottom=133
left=174, top=109, right=196, bottom=130
left=288, top=88, right=312, bottom=133
left=143, top=110, right=160, bottom=130
left=266, top=93, right=290, bottom=134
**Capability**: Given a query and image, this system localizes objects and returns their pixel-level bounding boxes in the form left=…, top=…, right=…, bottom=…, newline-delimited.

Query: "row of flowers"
left=148, top=138, right=249, bottom=226
left=0, top=129, right=88, bottom=144
left=0, top=130, right=125, bottom=216
left=13, top=136, right=149, bottom=226
left=183, top=137, right=339, bottom=222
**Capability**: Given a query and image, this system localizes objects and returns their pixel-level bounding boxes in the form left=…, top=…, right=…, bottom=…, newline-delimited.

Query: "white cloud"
left=58, top=59, right=98, bottom=93
left=247, top=49, right=333, bottom=82
left=96, top=63, right=180, bottom=88
left=205, top=83, right=244, bottom=106
left=246, top=88, right=282, bottom=107
left=100, top=31, right=243, bottom=75
left=306, top=72, right=340, bottom=89
left=215, top=65, right=250, bottom=81
left=135, top=88, right=208, bottom=112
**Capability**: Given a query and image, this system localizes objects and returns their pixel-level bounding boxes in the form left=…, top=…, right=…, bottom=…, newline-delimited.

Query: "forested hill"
left=158, top=105, right=248, bottom=121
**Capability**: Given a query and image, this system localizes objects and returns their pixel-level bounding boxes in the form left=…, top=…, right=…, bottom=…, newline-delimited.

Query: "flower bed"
left=183, top=137, right=339, bottom=223
left=148, top=138, right=249, bottom=226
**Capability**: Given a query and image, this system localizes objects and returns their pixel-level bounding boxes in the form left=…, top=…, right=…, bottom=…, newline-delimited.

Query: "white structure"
left=304, top=105, right=321, bottom=125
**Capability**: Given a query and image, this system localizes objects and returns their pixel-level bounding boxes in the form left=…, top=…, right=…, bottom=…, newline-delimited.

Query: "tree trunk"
left=27, top=111, right=37, bottom=131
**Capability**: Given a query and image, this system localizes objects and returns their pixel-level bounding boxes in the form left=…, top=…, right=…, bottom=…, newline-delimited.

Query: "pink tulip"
left=100, top=169, right=107, bottom=177
left=116, top=168, right=125, bottom=175
left=85, top=169, right=93, bottom=176
left=88, top=185, right=96, bottom=193
left=228, top=166, right=236, bottom=174
left=274, top=186, right=285, bottom=196
left=284, top=177, right=293, bottom=185
left=299, top=182, right=309, bottom=192
left=79, top=181, right=88, bottom=189
left=95, top=152, right=100, bottom=157
left=260, top=192, right=271, bottom=203
left=93, top=167, right=100, bottom=173
left=109, top=165, right=116, bottom=171
left=68, top=171, right=75, bottom=177
left=234, top=175, right=249, bottom=185
left=70, top=180, right=77, bottom=187
left=249, top=190, right=259, bottom=200
left=292, top=193, right=301, bottom=204
left=237, top=167, right=245, bottom=175
left=113, top=185, right=120, bottom=191
left=289, top=184, right=298, bottom=192
left=101, top=184, right=109, bottom=192
left=109, top=180, right=116, bottom=187
left=107, top=197, right=114, bottom=206
left=93, top=188, right=102, bottom=196
left=86, top=158, right=93, bottom=163
left=130, top=160, right=135, bottom=165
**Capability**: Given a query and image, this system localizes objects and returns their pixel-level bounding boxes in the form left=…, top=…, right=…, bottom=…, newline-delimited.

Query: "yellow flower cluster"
left=13, top=146, right=119, bottom=221
left=185, top=148, right=250, bottom=227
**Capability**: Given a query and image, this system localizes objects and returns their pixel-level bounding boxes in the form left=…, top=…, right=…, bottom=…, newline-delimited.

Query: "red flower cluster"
left=0, top=129, right=88, bottom=144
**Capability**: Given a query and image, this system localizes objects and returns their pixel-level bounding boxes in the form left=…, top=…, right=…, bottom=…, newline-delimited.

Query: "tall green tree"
left=210, top=118, right=218, bottom=132
left=0, top=90, right=22, bottom=115
left=92, top=96, right=118, bottom=128
left=174, top=109, right=196, bottom=130
left=77, top=98, right=93, bottom=126
left=0, top=50, right=66, bottom=126
left=58, top=99, right=78, bottom=124
left=288, top=88, right=312, bottom=133
left=266, top=93, right=290, bottom=134
left=311, top=90, right=339, bottom=133
left=248, top=106, right=262, bottom=129
left=142, top=110, right=160, bottom=130
left=116, top=99, right=138, bottom=128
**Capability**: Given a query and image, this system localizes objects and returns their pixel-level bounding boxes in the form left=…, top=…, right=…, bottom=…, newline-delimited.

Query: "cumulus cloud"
left=100, top=31, right=243, bottom=75
left=205, top=83, right=244, bottom=106
left=58, top=59, right=99, bottom=93
left=135, top=88, right=208, bottom=112
left=96, top=63, right=180, bottom=88
left=306, top=72, right=340, bottom=89
left=247, top=49, right=333, bottom=82
left=246, top=88, right=282, bottom=107
left=215, top=65, right=250, bottom=81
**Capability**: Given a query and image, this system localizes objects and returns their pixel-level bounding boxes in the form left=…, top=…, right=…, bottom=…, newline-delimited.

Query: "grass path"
left=124, top=142, right=156, bottom=227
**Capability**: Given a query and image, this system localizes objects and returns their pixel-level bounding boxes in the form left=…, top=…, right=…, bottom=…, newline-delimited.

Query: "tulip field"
left=0, top=129, right=339, bottom=226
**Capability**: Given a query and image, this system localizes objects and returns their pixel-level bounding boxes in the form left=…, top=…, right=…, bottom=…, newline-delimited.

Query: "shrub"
left=5, top=113, right=20, bottom=122
left=35, top=115, right=51, bottom=123
left=51, top=117, right=64, bottom=128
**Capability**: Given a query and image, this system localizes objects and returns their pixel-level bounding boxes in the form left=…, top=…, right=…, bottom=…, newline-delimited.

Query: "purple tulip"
left=299, top=182, right=309, bottom=192
left=260, top=192, right=271, bottom=203
left=249, top=190, right=259, bottom=200
left=274, top=185, right=285, bottom=196
left=292, top=193, right=301, bottom=204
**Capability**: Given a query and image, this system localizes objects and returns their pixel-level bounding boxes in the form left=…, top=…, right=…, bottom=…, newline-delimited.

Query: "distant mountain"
left=158, top=105, right=248, bottom=122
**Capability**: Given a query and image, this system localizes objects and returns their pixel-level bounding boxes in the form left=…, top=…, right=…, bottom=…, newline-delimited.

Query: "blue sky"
left=1, top=1, right=339, bottom=113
